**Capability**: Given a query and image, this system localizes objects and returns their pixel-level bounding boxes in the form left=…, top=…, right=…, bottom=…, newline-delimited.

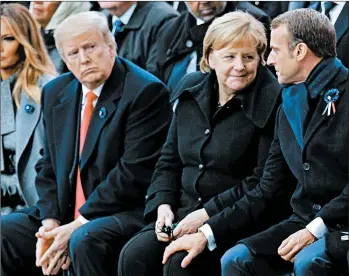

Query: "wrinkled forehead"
left=62, top=31, right=104, bottom=49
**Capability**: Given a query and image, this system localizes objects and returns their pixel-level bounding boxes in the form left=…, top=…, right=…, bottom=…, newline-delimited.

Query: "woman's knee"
left=118, top=230, right=165, bottom=276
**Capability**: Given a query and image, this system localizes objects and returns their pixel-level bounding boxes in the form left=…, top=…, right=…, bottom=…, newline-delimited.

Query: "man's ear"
left=294, top=42, right=308, bottom=61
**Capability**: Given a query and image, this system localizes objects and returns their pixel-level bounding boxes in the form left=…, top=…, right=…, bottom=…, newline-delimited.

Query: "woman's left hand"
left=172, top=208, right=209, bottom=238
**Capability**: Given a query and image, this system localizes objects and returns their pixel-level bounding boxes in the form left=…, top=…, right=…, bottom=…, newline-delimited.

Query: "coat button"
left=24, top=104, right=35, bottom=114
left=185, top=40, right=193, bottom=48
left=198, top=197, right=202, bottom=202
left=166, top=49, right=172, bottom=56
left=198, top=164, right=204, bottom=171
left=313, top=204, right=321, bottom=211
left=204, top=129, right=210, bottom=135
left=336, top=224, right=342, bottom=229
left=303, top=162, right=311, bottom=171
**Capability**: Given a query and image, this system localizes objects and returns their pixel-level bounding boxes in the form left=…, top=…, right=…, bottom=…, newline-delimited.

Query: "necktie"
left=74, top=91, right=97, bottom=219
left=323, top=2, right=336, bottom=19
left=112, top=19, right=124, bottom=37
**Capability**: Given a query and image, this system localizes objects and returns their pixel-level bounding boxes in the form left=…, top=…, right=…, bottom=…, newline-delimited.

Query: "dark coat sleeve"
left=79, top=82, right=171, bottom=220
left=143, top=109, right=183, bottom=223
left=35, top=85, right=61, bottom=221
left=205, top=108, right=296, bottom=247
left=203, top=123, right=275, bottom=217
left=316, top=184, right=349, bottom=229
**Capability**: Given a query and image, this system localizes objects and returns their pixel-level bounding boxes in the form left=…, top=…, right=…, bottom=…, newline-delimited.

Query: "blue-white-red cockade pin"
left=322, top=89, right=339, bottom=116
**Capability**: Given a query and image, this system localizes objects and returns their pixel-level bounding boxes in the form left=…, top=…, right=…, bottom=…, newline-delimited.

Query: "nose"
left=234, top=57, right=245, bottom=71
left=266, top=52, right=275, bottom=66
left=78, top=49, right=90, bottom=64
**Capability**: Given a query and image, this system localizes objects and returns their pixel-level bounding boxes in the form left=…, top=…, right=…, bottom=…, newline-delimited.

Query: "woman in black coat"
left=118, top=11, right=290, bottom=276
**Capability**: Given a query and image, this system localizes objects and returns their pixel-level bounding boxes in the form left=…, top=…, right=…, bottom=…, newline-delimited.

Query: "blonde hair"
left=0, top=4, right=57, bottom=107
left=54, top=11, right=116, bottom=60
left=200, top=11, right=267, bottom=73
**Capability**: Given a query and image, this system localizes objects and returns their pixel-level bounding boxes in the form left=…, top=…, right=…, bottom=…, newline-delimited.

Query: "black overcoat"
left=107, top=2, right=178, bottom=72
left=206, top=63, right=349, bottom=254
left=32, top=58, right=172, bottom=226
left=144, top=65, right=285, bottom=224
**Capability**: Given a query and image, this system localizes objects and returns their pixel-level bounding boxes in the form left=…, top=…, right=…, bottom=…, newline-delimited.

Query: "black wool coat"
left=144, top=65, right=285, bottom=224
left=107, top=2, right=178, bottom=72
left=206, top=64, right=349, bottom=253
left=32, top=58, right=172, bottom=225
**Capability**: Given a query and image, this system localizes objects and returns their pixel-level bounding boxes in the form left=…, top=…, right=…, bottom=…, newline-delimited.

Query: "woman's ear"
left=208, top=51, right=215, bottom=70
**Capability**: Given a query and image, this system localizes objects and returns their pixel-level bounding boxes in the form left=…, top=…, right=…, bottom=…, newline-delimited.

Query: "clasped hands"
left=35, top=218, right=82, bottom=275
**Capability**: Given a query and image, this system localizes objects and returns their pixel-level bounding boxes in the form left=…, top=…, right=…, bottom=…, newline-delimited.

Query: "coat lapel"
left=15, top=93, right=41, bottom=165
left=52, top=78, right=81, bottom=174
left=334, top=2, right=349, bottom=43
left=79, top=59, right=124, bottom=171
left=303, top=71, right=347, bottom=150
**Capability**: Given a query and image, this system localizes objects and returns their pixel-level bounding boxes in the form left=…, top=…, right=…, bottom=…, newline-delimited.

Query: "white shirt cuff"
left=306, top=217, right=329, bottom=239
left=198, top=224, right=217, bottom=251
left=78, top=215, right=89, bottom=225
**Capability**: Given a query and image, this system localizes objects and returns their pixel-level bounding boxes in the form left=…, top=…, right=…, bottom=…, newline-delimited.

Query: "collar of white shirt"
left=81, top=83, right=104, bottom=105
left=321, top=1, right=346, bottom=25
left=112, top=3, right=137, bottom=26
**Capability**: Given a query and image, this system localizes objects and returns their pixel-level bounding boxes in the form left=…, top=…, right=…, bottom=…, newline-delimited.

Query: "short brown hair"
left=271, top=8, right=336, bottom=58
left=200, top=11, right=267, bottom=73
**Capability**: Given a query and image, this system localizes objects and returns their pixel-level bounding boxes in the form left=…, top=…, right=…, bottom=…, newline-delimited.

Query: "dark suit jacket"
left=144, top=65, right=285, bottom=224
left=149, top=1, right=270, bottom=86
left=107, top=2, right=178, bottom=72
left=206, top=63, right=349, bottom=249
left=33, top=57, right=172, bottom=223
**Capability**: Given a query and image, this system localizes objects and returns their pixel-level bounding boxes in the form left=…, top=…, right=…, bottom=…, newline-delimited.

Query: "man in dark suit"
left=1, top=11, right=171, bottom=276
left=162, top=9, right=348, bottom=276
left=98, top=1, right=178, bottom=72
left=148, top=1, right=270, bottom=94
left=289, top=1, right=349, bottom=68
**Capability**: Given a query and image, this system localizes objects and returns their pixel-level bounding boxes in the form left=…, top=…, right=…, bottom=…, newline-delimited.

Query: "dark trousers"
left=1, top=212, right=43, bottom=276
left=2, top=209, right=145, bottom=276
left=221, top=237, right=338, bottom=276
left=118, top=228, right=224, bottom=276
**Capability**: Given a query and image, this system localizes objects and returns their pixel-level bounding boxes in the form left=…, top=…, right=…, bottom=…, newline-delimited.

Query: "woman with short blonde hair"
left=1, top=3, right=56, bottom=214
left=200, top=11, right=267, bottom=73
left=118, top=11, right=288, bottom=276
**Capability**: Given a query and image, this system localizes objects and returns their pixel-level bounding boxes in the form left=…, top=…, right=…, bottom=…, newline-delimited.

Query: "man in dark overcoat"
left=163, top=9, right=348, bottom=276
left=148, top=1, right=270, bottom=93
left=99, top=1, right=178, bottom=72
left=1, top=11, right=171, bottom=276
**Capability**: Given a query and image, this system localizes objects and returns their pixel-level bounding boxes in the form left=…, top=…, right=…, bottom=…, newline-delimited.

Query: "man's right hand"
left=156, top=204, right=175, bottom=242
left=35, top=219, right=60, bottom=274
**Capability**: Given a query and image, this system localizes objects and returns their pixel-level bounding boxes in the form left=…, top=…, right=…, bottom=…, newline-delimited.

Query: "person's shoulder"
left=41, top=72, right=76, bottom=100
left=119, top=58, right=166, bottom=94
left=170, top=71, right=208, bottom=102
left=144, top=2, right=179, bottom=18
left=235, top=2, right=270, bottom=23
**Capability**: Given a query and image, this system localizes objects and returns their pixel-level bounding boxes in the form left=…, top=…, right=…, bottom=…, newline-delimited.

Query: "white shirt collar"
left=81, top=83, right=104, bottom=100
left=196, top=18, right=205, bottom=26
left=112, top=3, right=137, bottom=25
